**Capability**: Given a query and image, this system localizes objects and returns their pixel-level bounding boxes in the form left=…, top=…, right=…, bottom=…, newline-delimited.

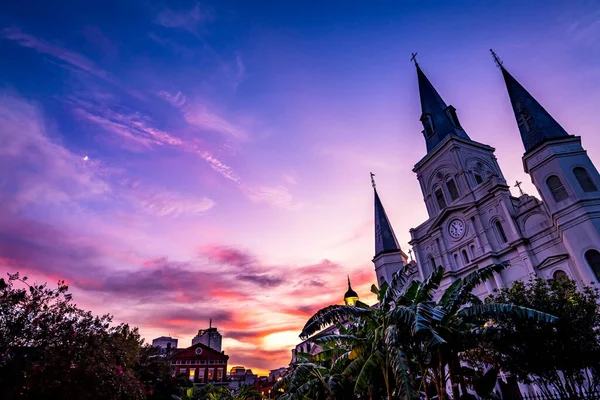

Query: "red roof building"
left=169, top=342, right=229, bottom=384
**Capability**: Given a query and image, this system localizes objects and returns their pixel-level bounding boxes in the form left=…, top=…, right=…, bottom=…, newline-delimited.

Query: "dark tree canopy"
left=0, top=273, right=176, bottom=400
left=482, top=278, right=600, bottom=397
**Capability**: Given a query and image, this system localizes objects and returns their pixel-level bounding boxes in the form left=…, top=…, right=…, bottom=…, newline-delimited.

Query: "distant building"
left=151, top=336, right=178, bottom=354
left=169, top=342, right=229, bottom=385
left=268, top=367, right=288, bottom=382
left=191, top=319, right=222, bottom=352
left=228, top=366, right=258, bottom=390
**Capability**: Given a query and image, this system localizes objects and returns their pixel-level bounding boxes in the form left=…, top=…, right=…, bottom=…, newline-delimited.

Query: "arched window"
left=461, top=250, right=469, bottom=264
left=474, top=172, right=483, bottom=185
left=585, top=250, right=600, bottom=281
left=573, top=167, right=597, bottom=193
left=306, top=344, right=311, bottom=353
left=495, top=221, right=508, bottom=243
left=470, top=245, right=476, bottom=257
left=446, top=179, right=459, bottom=202
left=435, top=188, right=447, bottom=210
left=547, top=175, right=569, bottom=202
left=429, top=257, right=436, bottom=271
left=553, top=270, right=568, bottom=281
left=453, top=254, right=459, bottom=268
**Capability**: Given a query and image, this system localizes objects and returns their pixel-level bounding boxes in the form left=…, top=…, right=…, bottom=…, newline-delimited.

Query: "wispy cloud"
left=73, top=104, right=183, bottom=149
left=246, top=185, right=301, bottom=210
left=157, top=90, right=188, bottom=108
left=1, top=28, right=116, bottom=84
left=120, top=179, right=215, bottom=217
left=157, top=90, right=249, bottom=141
left=155, top=2, right=213, bottom=34
left=0, top=92, right=110, bottom=208
left=197, top=151, right=243, bottom=184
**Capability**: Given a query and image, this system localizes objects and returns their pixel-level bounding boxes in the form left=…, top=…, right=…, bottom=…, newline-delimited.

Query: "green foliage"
left=290, top=264, right=561, bottom=400
left=0, top=272, right=176, bottom=400
left=482, top=277, right=600, bottom=397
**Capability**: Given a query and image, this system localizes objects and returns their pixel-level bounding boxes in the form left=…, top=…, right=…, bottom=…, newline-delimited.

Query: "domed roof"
left=344, top=276, right=359, bottom=300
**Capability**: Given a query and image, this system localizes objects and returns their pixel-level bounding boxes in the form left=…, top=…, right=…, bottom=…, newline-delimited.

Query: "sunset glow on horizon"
left=2, top=0, right=600, bottom=376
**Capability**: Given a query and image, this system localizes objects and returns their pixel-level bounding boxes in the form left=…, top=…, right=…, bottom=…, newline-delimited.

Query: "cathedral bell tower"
left=371, top=173, right=407, bottom=287
left=494, top=50, right=600, bottom=285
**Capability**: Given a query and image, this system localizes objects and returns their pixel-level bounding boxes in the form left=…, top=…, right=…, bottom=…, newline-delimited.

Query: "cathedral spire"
left=415, top=59, right=470, bottom=153
left=372, top=173, right=401, bottom=258
left=491, top=49, right=572, bottom=153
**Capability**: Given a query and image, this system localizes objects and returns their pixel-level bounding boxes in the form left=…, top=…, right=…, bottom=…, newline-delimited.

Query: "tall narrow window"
left=446, top=179, right=459, bottom=202
left=573, top=167, right=597, bottom=193
left=453, top=254, right=459, bottom=268
left=547, top=175, right=569, bottom=202
left=435, top=188, right=447, bottom=210
left=495, top=221, right=508, bottom=243
left=470, top=245, right=476, bottom=257
left=461, top=250, right=469, bottom=264
left=474, top=172, right=483, bottom=185
left=585, top=250, right=600, bottom=281
left=429, top=257, right=436, bottom=271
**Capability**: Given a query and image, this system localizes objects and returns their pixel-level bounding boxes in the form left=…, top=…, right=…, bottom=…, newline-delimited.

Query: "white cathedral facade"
left=372, top=54, right=600, bottom=297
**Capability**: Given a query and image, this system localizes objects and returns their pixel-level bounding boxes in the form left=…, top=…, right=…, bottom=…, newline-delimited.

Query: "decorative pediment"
left=426, top=203, right=473, bottom=234
left=171, top=342, right=228, bottom=360
left=536, top=254, right=569, bottom=270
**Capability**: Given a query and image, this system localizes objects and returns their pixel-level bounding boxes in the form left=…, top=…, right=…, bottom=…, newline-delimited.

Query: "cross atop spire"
left=415, top=60, right=471, bottom=153
left=515, top=180, right=525, bottom=196
left=493, top=52, right=572, bottom=153
left=410, top=52, right=418, bottom=66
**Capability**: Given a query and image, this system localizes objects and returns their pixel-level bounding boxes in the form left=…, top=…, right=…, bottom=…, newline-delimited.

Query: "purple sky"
left=2, top=0, right=600, bottom=374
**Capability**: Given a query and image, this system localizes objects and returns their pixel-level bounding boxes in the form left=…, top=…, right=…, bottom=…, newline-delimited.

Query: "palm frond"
left=313, top=334, right=369, bottom=346
left=388, top=340, right=417, bottom=400
left=414, top=302, right=446, bottom=345
left=354, top=349, right=385, bottom=393
left=458, top=303, right=558, bottom=323
left=415, top=266, right=444, bottom=303
left=301, top=304, right=372, bottom=338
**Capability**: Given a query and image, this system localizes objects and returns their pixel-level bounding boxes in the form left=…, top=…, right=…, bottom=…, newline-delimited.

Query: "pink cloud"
left=198, top=151, right=243, bottom=183
left=245, top=185, right=301, bottom=210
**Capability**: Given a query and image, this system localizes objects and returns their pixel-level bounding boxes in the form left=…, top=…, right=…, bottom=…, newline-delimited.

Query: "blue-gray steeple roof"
left=496, top=56, right=572, bottom=153
left=374, top=188, right=401, bottom=258
left=416, top=63, right=471, bottom=152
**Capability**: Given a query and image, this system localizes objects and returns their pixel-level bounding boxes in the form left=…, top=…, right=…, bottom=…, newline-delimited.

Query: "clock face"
left=195, top=348, right=203, bottom=355
left=448, top=219, right=465, bottom=239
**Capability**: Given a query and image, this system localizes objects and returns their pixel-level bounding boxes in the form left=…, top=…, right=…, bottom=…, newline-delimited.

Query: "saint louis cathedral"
left=372, top=51, right=600, bottom=297
left=292, top=50, right=600, bottom=366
